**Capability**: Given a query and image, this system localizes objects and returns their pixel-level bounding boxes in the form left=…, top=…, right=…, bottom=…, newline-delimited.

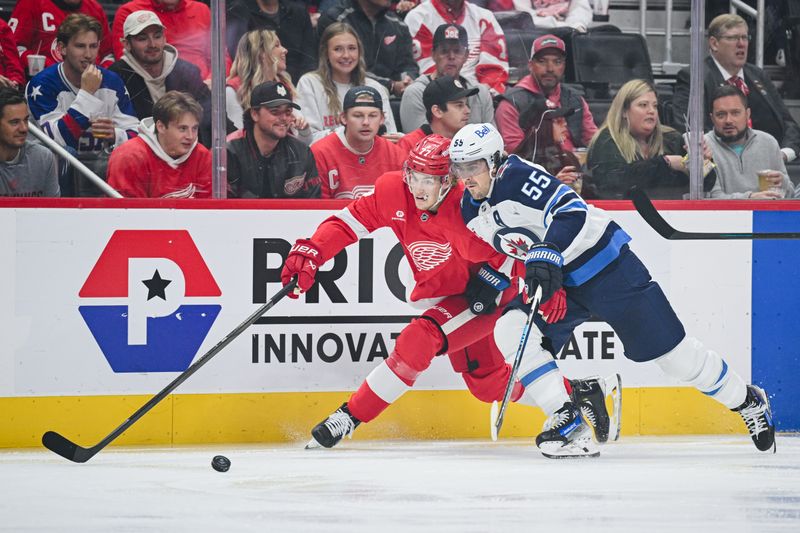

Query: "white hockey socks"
left=494, top=309, right=570, bottom=415
left=653, top=336, right=747, bottom=409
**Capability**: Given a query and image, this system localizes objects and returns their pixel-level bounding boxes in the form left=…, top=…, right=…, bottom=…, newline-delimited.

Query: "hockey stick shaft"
left=42, top=279, right=298, bottom=463
left=630, top=187, right=800, bottom=240
left=494, top=285, right=542, bottom=438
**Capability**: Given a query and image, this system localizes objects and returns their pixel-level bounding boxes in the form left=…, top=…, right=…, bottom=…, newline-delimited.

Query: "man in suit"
left=671, top=13, right=800, bottom=162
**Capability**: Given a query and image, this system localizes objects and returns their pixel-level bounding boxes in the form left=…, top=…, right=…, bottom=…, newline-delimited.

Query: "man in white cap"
left=109, top=10, right=213, bottom=145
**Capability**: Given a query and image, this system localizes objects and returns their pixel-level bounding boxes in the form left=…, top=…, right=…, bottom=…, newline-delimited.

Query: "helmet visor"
left=404, top=167, right=441, bottom=193
left=450, top=159, right=488, bottom=180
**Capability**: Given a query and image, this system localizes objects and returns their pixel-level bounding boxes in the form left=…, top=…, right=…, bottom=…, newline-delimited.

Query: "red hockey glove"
left=537, top=287, right=567, bottom=324
left=281, top=239, right=321, bottom=299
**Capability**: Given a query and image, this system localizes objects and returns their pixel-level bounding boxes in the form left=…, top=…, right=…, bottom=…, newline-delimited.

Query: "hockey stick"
left=630, top=187, right=800, bottom=240
left=42, top=278, right=298, bottom=463
left=491, top=284, right=542, bottom=441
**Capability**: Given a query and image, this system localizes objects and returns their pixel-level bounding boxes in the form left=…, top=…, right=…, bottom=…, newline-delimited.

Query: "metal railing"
left=730, top=0, right=765, bottom=68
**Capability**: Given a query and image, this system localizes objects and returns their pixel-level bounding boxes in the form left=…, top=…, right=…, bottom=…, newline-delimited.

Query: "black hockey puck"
left=211, top=455, right=230, bottom=472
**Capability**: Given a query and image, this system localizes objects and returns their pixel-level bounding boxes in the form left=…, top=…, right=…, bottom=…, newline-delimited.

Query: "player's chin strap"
left=428, top=178, right=453, bottom=211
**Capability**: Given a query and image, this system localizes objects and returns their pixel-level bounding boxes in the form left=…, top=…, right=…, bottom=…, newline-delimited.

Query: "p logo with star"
left=78, top=230, right=221, bottom=373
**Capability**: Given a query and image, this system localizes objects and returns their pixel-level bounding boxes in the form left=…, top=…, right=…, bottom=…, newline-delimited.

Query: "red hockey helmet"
left=405, top=134, right=451, bottom=176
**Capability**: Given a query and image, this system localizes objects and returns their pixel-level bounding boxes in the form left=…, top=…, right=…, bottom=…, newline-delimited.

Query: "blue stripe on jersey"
left=543, top=185, right=574, bottom=227
left=520, top=360, right=559, bottom=387
left=544, top=209, right=587, bottom=253
left=563, top=228, right=631, bottom=286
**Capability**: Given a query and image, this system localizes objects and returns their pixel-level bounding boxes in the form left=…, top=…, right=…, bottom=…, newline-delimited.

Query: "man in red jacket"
left=107, top=91, right=211, bottom=198
left=0, top=19, right=25, bottom=88
left=9, top=0, right=114, bottom=71
left=111, top=0, right=230, bottom=81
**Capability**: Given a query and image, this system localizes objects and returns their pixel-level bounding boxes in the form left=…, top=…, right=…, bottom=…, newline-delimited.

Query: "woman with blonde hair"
left=296, top=22, right=397, bottom=143
left=227, top=29, right=305, bottom=132
left=587, top=78, right=715, bottom=199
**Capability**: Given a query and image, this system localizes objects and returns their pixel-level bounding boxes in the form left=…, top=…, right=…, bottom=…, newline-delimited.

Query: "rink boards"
left=1, top=199, right=798, bottom=447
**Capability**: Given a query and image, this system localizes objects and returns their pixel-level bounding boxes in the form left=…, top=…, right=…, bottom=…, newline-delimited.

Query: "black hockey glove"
left=465, top=264, right=510, bottom=315
left=524, top=242, right=564, bottom=304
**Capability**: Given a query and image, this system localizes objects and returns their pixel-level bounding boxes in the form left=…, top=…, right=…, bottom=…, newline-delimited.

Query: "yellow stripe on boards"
left=0, top=388, right=747, bottom=449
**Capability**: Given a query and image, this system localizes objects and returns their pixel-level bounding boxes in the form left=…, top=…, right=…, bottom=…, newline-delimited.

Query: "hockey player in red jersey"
left=9, top=0, right=114, bottom=70
left=281, top=135, right=616, bottom=457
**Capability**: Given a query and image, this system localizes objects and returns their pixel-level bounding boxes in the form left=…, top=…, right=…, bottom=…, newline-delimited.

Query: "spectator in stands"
left=112, top=0, right=228, bottom=82
left=0, top=88, right=59, bottom=197
left=107, top=91, right=211, bottom=198
left=587, top=79, right=715, bottom=200
left=404, top=0, right=509, bottom=94
left=26, top=14, right=139, bottom=196
left=705, top=85, right=791, bottom=200
left=399, top=23, right=493, bottom=134
left=227, top=29, right=307, bottom=140
left=9, top=0, right=114, bottom=71
left=0, top=19, right=25, bottom=89
left=398, top=75, right=475, bottom=153
left=109, top=11, right=213, bottom=147
left=498, top=0, right=593, bottom=32
left=317, top=0, right=418, bottom=97
left=496, top=34, right=596, bottom=154
left=312, top=85, right=405, bottom=198
left=227, top=81, right=321, bottom=198
left=226, top=0, right=317, bottom=83
left=672, top=13, right=800, bottom=163
left=296, top=22, right=397, bottom=143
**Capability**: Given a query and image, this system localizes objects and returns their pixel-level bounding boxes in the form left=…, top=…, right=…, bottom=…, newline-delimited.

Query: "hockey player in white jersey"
left=449, top=123, right=776, bottom=454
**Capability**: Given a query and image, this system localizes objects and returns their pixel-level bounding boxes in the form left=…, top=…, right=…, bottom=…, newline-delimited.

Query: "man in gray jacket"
left=399, top=24, right=493, bottom=133
left=705, top=85, right=792, bottom=200
left=0, top=88, right=59, bottom=197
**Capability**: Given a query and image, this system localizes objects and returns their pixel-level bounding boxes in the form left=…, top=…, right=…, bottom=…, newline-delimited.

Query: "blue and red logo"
left=79, top=230, right=221, bottom=373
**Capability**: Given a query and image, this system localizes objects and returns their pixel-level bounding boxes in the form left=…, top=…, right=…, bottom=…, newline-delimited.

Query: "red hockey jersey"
left=311, top=129, right=407, bottom=199
left=9, top=0, right=114, bottom=69
left=310, top=171, right=518, bottom=302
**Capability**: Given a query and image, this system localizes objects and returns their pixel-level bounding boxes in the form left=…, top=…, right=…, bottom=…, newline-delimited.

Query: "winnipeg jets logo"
left=493, top=228, right=540, bottom=259
left=407, top=240, right=452, bottom=271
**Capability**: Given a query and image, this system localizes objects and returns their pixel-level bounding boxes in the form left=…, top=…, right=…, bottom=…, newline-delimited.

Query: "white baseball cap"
left=123, top=10, right=165, bottom=38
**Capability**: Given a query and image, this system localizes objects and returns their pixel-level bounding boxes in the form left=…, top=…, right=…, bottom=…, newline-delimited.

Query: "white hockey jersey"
left=26, top=63, right=139, bottom=157
left=460, top=155, right=631, bottom=287
left=404, top=0, right=509, bottom=93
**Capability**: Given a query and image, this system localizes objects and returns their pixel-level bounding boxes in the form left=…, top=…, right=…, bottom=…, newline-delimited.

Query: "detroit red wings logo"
left=407, top=241, right=452, bottom=271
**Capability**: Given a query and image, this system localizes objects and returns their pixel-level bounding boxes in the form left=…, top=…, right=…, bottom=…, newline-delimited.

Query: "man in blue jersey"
left=449, top=122, right=777, bottom=454
left=26, top=13, right=139, bottom=195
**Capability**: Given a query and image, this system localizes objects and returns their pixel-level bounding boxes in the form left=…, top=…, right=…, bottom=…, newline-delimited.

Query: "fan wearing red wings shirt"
left=282, top=135, right=615, bottom=456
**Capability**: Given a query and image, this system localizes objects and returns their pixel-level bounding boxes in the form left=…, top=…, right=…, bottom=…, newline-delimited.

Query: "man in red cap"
left=495, top=34, right=596, bottom=153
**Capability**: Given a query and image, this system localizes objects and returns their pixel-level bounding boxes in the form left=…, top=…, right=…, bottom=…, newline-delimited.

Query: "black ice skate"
left=732, top=385, right=776, bottom=453
left=569, top=374, right=622, bottom=443
left=305, top=403, right=361, bottom=449
left=536, top=402, right=600, bottom=459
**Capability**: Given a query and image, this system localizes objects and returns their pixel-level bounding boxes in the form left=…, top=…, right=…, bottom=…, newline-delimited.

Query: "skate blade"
left=605, top=373, right=622, bottom=442
left=489, top=401, right=499, bottom=442
left=304, top=437, right=323, bottom=450
left=539, top=439, right=600, bottom=459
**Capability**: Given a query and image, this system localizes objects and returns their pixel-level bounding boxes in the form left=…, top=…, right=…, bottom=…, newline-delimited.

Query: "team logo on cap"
left=384, top=35, right=396, bottom=45
left=277, top=84, right=287, bottom=96
left=445, top=26, right=459, bottom=39
left=454, top=79, right=463, bottom=88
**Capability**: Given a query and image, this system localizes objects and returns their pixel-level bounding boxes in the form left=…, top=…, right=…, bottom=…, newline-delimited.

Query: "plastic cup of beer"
left=27, top=55, right=45, bottom=76
left=570, top=173, right=583, bottom=194
left=574, top=148, right=588, bottom=167
left=90, top=112, right=114, bottom=140
left=757, top=169, right=773, bottom=192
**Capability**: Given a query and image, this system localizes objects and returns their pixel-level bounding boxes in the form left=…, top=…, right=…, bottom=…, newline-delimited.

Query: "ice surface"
left=2, top=435, right=799, bottom=532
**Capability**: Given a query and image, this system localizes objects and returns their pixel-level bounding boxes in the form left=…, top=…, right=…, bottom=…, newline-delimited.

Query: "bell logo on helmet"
left=474, top=124, right=491, bottom=138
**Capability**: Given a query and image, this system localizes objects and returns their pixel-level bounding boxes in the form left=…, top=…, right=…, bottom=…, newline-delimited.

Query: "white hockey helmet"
left=449, top=123, right=504, bottom=175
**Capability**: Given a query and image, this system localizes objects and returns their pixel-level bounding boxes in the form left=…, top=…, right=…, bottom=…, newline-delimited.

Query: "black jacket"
left=318, top=0, right=419, bottom=90
left=672, top=56, right=800, bottom=157
left=226, top=0, right=318, bottom=84
left=108, top=57, right=214, bottom=146
left=227, top=128, right=321, bottom=198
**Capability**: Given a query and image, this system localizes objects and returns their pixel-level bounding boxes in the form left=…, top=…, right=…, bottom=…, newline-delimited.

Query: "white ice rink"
left=2, top=435, right=799, bottom=532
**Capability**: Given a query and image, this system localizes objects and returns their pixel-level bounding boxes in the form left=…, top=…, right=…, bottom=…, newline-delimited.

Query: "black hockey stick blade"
left=42, top=430, right=97, bottom=463
left=630, top=187, right=800, bottom=240
left=42, top=278, right=298, bottom=463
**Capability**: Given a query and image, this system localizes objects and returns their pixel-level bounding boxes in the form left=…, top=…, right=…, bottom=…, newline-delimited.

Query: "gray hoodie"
left=0, top=141, right=59, bottom=197
left=137, top=116, right=198, bottom=168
